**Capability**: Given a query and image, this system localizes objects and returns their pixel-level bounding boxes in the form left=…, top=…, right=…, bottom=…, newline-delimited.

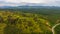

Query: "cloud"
left=0, top=0, right=45, bottom=3
left=0, top=0, right=60, bottom=6
left=2, top=0, right=60, bottom=3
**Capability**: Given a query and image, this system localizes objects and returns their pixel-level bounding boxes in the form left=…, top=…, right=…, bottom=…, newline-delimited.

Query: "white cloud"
left=2, top=0, right=45, bottom=3
left=0, top=0, right=60, bottom=3
left=0, top=3, right=18, bottom=6
left=0, top=0, right=60, bottom=6
left=3, top=0, right=60, bottom=3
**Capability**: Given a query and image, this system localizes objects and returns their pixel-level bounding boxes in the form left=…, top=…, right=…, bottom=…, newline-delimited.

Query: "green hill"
left=0, top=11, right=53, bottom=34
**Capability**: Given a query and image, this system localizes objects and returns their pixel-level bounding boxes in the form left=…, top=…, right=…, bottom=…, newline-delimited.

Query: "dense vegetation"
left=0, top=7, right=60, bottom=34
left=0, top=11, right=53, bottom=34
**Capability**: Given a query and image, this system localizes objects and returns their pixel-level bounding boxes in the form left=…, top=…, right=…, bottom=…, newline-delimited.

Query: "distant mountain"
left=0, top=2, right=60, bottom=9
left=0, top=6, right=16, bottom=9
left=0, top=5, right=60, bottom=10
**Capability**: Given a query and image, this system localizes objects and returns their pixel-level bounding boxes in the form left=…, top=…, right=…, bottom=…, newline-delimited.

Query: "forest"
left=0, top=8, right=60, bottom=34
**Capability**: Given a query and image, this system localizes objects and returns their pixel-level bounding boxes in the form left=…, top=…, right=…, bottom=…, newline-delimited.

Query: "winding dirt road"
left=52, top=23, right=60, bottom=34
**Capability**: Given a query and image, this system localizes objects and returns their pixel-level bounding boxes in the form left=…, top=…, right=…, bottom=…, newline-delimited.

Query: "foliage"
left=0, top=11, right=53, bottom=34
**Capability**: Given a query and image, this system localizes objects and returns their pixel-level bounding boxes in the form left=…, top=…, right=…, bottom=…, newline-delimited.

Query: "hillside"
left=0, top=11, right=53, bottom=34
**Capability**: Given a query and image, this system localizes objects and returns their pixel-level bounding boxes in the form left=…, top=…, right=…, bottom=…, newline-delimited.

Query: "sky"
left=0, top=0, right=60, bottom=6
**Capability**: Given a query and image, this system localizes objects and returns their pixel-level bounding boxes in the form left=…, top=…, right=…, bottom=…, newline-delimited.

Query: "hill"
left=0, top=6, right=60, bottom=34
left=0, top=11, right=52, bottom=34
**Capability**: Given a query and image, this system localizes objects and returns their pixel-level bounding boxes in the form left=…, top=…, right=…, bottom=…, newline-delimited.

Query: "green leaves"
left=0, top=11, right=52, bottom=34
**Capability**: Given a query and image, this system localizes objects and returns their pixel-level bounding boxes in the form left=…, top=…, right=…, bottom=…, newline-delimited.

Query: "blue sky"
left=0, top=0, right=60, bottom=6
